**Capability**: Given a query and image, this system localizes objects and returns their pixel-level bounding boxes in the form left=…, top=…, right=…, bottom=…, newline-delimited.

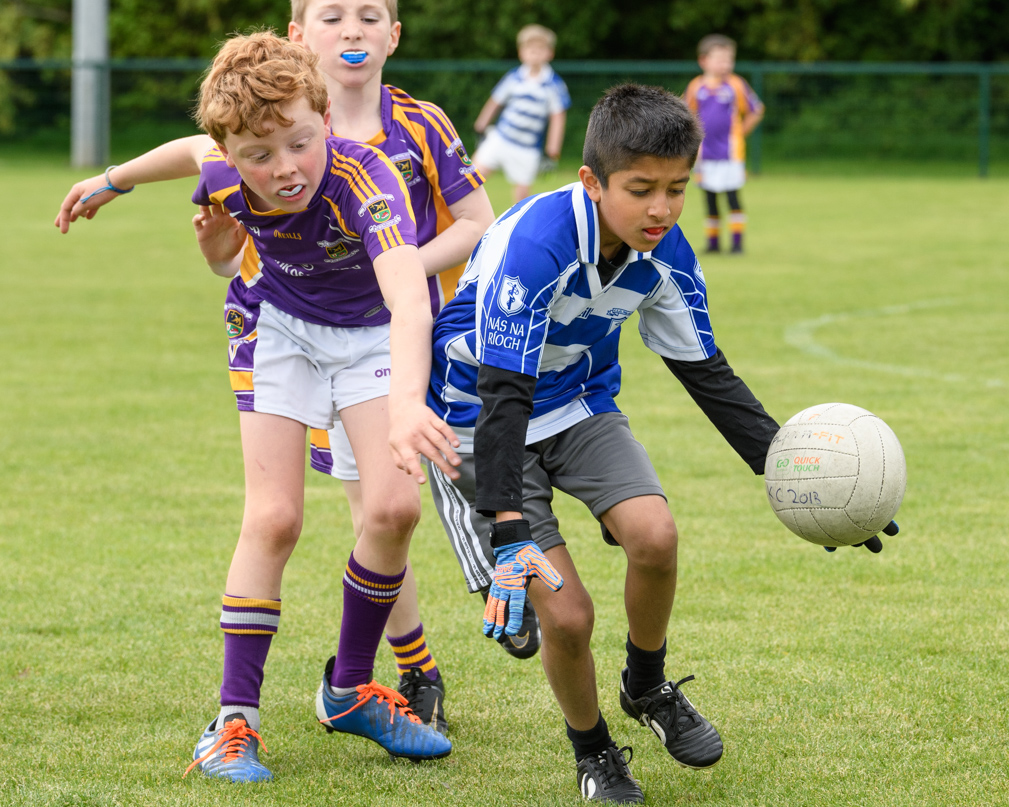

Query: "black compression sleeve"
left=474, top=364, right=537, bottom=517
left=662, top=349, right=780, bottom=474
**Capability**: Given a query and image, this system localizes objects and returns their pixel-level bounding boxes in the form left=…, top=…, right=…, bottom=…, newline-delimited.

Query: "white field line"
left=783, top=299, right=1005, bottom=388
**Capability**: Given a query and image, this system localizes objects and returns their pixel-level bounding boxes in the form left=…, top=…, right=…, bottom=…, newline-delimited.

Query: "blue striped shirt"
left=428, top=182, right=716, bottom=448
left=491, top=65, right=570, bottom=149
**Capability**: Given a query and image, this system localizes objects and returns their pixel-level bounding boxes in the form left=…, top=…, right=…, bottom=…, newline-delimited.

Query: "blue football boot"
left=316, top=656, right=452, bottom=760
left=184, top=712, right=272, bottom=782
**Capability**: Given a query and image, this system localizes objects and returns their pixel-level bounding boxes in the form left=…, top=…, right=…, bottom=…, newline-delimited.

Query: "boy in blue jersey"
left=473, top=24, right=570, bottom=203
left=428, top=84, right=783, bottom=803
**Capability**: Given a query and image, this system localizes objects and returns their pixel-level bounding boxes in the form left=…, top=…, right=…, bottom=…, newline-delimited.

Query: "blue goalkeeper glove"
left=824, top=520, right=899, bottom=554
left=482, top=519, right=563, bottom=641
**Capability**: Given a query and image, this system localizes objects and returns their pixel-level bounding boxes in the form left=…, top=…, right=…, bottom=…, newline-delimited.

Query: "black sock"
left=625, top=634, right=666, bottom=699
left=566, top=712, right=614, bottom=761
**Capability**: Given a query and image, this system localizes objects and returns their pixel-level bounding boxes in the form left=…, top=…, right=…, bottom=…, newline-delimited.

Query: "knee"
left=361, top=493, right=421, bottom=539
left=623, top=518, right=678, bottom=574
left=541, top=594, right=595, bottom=653
left=244, top=498, right=302, bottom=555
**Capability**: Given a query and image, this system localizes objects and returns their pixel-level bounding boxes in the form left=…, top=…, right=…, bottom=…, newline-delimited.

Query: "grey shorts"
left=428, top=411, right=666, bottom=593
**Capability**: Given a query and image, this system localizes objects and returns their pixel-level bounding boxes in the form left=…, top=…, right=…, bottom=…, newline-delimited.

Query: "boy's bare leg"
left=527, top=546, right=599, bottom=730
left=226, top=411, right=308, bottom=598
left=341, top=396, right=422, bottom=573
left=204, top=409, right=305, bottom=774
left=598, top=495, right=723, bottom=771
left=600, top=495, right=677, bottom=651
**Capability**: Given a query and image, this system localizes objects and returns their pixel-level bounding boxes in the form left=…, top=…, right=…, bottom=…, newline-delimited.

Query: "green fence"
left=2, top=59, right=1007, bottom=175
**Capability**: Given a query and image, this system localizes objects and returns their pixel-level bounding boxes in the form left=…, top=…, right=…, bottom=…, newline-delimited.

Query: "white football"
left=764, top=403, right=906, bottom=547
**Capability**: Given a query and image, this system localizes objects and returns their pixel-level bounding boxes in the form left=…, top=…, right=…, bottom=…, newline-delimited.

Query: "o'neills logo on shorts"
left=226, top=309, right=244, bottom=337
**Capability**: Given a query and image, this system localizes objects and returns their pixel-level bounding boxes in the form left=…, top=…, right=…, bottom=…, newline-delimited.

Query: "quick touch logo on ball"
left=793, top=455, right=821, bottom=472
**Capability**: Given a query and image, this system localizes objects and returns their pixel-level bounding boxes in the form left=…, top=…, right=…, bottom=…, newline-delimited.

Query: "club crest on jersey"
left=498, top=275, right=528, bottom=315
left=394, top=158, right=414, bottom=181
left=446, top=138, right=472, bottom=166
left=359, top=193, right=395, bottom=223
left=226, top=309, right=244, bottom=337
left=319, top=240, right=350, bottom=260
left=368, top=200, right=391, bottom=223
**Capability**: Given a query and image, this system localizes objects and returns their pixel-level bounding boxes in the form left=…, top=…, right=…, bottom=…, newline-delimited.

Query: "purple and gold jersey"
left=194, top=135, right=417, bottom=329
left=684, top=74, right=762, bottom=162
left=372, top=85, right=484, bottom=312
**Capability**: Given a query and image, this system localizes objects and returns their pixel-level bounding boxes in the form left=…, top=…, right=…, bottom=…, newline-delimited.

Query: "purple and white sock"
left=331, top=553, right=405, bottom=690
left=219, top=595, right=280, bottom=717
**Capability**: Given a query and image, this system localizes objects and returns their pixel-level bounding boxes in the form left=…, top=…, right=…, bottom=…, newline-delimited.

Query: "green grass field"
left=2, top=160, right=1008, bottom=806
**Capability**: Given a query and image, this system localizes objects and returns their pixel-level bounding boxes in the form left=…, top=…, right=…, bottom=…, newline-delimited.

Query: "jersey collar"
left=572, top=183, right=600, bottom=267
left=571, top=183, right=650, bottom=265
left=518, top=63, right=555, bottom=83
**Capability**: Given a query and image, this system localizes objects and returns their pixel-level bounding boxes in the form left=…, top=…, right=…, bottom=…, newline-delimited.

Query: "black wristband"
left=490, top=519, right=532, bottom=549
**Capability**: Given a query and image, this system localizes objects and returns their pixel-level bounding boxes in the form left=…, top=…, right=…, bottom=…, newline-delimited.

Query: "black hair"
left=582, top=84, right=703, bottom=188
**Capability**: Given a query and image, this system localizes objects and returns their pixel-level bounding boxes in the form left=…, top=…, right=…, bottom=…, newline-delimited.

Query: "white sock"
left=218, top=704, right=260, bottom=732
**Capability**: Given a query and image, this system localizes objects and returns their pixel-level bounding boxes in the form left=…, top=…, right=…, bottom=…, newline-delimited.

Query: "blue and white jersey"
left=491, top=64, right=570, bottom=150
left=428, top=182, right=716, bottom=449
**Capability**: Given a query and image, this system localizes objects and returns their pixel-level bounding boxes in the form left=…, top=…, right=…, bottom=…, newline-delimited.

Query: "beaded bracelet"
left=79, top=165, right=136, bottom=204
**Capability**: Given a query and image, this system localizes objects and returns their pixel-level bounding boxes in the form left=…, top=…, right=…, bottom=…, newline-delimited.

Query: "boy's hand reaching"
left=388, top=400, right=461, bottom=485
left=824, top=520, right=899, bottom=554
left=193, top=204, right=246, bottom=277
left=483, top=520, right=563, bottom=640
left=54, top=170, right=132, bottom=234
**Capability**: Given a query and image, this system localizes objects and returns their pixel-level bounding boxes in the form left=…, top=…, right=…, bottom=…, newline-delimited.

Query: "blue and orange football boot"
left=184, top=713, right=272, bottom=783
left=316, top=656, right=451, bottom=761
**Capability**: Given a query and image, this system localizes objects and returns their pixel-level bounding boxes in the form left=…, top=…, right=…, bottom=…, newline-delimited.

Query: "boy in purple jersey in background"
left=288, top=0, right=544, bottom=666
left=55, top=0, right=501, bottom=746
left=59, top=31, right=461, bottom=781
left=684, top=35, right=764, bottom=254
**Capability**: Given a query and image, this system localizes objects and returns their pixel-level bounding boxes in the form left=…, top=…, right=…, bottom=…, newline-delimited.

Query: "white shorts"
left=253, top=301, right=391, bottom=430
left=473, top=127, right=541, bottom=187
left=696, top=159, right=746, bottom=193
left=311, top=421, right=360, bottom=481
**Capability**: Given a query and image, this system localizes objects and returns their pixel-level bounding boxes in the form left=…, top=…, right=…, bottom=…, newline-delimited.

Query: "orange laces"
left=319, top=680, right=421, bottom=726
left=183, top=717, right=268, bottom=778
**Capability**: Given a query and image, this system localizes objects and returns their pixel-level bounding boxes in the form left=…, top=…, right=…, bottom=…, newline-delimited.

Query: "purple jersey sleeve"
left=414, top=99, right=484, bottom=207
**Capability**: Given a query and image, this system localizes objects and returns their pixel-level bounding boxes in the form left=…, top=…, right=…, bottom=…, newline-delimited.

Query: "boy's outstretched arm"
left=54, top=135, right=214, bottom=233
left=661, top=348, right=779, bottom=473
left=372, top=245, right=461, bottom=485
left=544, top=110, right=566, bottom=161
left=416, top=188, right=495, bottom=277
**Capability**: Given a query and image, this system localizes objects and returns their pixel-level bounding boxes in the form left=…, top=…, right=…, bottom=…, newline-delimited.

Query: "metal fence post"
left=978, top=67, right=990, bottom=179
left=71, top=0, right=110, bottom=167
